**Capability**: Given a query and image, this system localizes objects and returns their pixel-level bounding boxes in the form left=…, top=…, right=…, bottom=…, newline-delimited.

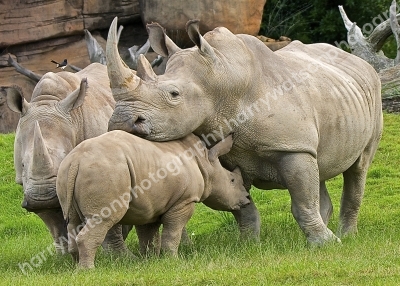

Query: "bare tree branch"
left=117, top=25, right=123, bottom=43
left=7, top=54, right=42, bottom=82
left=339, top=5, right=395, bottom=71
left=389, top=0, right=400, bottom=65
left=68, top=64, right=82, bottom=72
left=84, top=29, right=106, bottom=65
left=127, top=39, right=152, bottom=69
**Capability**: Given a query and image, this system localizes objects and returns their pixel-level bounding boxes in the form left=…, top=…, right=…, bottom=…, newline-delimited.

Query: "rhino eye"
left=170, top=91, right=180, bottom=97
left=231, top=178, right=235, bottom=183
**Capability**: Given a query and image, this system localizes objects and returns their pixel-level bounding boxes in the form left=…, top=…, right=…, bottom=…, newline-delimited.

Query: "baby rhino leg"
left=160, top=203, right=195, bottom=256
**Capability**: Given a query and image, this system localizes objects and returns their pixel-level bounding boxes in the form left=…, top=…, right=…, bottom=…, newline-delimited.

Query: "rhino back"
left=202, top=35, right=382, bottom=182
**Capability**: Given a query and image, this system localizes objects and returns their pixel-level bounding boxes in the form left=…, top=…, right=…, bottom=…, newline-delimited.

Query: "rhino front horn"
left=106, top=17, right=140, bottom=101
left=31, top=121, right=55, bottom=179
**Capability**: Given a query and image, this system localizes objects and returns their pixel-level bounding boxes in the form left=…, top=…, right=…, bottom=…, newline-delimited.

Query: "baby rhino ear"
left=6, top=85, right=30, bottom=114
left=208, top=134, right=234, bottom=162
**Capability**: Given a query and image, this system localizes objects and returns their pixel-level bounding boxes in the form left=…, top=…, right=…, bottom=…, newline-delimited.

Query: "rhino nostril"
left=135, top=115, right=146, bottom=124
left=21, top=200, right=28, bottom=209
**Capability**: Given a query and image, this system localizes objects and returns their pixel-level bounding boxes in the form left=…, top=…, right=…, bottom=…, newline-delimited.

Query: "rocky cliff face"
left=0, top=0, right=140, bottom=48
left=139, top=0, right=266, bottom=47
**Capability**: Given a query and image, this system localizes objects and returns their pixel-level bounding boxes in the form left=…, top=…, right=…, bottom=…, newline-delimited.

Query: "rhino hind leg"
left=75, top=218, right=115, bottom=269
left=319, top=181, right=333, bottom=226
left=135, top=222, right=161, bottom=257
left=279, top=153, right=340, bottom=245
left=338, top=134, right=381, bottom=237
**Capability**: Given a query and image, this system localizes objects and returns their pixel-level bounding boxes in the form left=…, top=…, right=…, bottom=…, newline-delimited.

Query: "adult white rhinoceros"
left=6, top=63, right=118, bottom=252
left=106, top=18, right=383, bottom=245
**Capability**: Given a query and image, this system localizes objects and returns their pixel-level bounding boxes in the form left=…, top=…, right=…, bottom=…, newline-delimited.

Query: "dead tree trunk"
left=339, top=0, right=400, bottom=103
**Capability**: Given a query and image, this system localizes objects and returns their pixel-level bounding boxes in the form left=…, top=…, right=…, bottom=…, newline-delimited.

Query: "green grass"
left=1, top=113, right=400, bottom=285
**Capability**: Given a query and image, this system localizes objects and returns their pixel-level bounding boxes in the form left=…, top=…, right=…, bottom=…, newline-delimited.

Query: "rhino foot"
left=307, top=228, right=341, bottom=247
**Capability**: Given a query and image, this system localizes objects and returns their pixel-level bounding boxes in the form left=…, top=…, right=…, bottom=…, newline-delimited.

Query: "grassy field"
left=0, top=113, right=399, bottom=285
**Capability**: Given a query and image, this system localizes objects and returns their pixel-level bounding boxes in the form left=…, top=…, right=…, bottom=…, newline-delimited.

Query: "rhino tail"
left=65, top=162, right=80, bottom=222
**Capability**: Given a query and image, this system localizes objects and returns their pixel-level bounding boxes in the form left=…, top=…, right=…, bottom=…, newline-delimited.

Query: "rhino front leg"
left=279, top=153, right=340, bottom=245
left=36, top=210, right=68, bottom=254
left=319, top=181, right=333, bottom=226
left=122, top=224, right=134, bottom=240
left=231, top=198, right=261, bottom=240
left=135, top=222, right=161, bottom=256
left=160, top=204, right=195, bottom=256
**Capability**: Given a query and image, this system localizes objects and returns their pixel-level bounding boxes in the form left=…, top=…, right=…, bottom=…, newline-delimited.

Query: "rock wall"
left=139, top=0, right=266, bottom=47
left=0, top=0, right=140, bottom=48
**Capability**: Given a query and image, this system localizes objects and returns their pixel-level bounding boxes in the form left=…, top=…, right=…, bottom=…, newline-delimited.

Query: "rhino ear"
left=137, top=54, right=157, bottom=81
left=186, top=20, right=216, bottom=58
left=147, top=22, right=182, bottom=58
left=59, top=78, right=88, bottom=113
left=208, top=134, right=234, bottom=163
left=6, top=85, right=30, bottom=114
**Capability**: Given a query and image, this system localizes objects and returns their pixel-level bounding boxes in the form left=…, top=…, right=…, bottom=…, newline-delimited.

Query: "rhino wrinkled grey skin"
left=56, top=132, right=250, bottom=268
left=106, top=17, right=383, bottom=245
left=6, top=63, right=115, bottom=252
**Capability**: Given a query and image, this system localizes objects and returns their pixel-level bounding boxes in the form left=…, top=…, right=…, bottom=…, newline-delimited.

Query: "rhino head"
left=200, top=135, right=250, bottom=211
left=107, top=17, right=252, bottom=142
left=6, top=77, right=88, bottom=212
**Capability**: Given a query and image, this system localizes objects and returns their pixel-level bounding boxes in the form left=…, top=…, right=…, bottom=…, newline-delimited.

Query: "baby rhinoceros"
left=56, top=131, right=250, bottom=268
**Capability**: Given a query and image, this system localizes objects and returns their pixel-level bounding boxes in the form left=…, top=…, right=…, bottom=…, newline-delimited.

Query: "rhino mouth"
left=22, top=195, right=60, bottom=212
left=22, top=183, right=60, bottom=212
left=241, top=195, right=251, bottom=207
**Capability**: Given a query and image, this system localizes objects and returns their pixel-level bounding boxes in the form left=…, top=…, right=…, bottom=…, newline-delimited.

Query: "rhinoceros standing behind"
left=6, top=63, right=117, bottom=252
left=106, top=17, right=383, bottom=245
left=56, top=131, right=250, bottom=269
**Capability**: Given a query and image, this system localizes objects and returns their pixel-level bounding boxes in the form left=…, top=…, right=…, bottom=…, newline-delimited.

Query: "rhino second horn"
left=137, top=54, right=157, bottom=81
left=31, top=121, right=55, bottom=179
left=106, top=17, right=140, bottom=101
